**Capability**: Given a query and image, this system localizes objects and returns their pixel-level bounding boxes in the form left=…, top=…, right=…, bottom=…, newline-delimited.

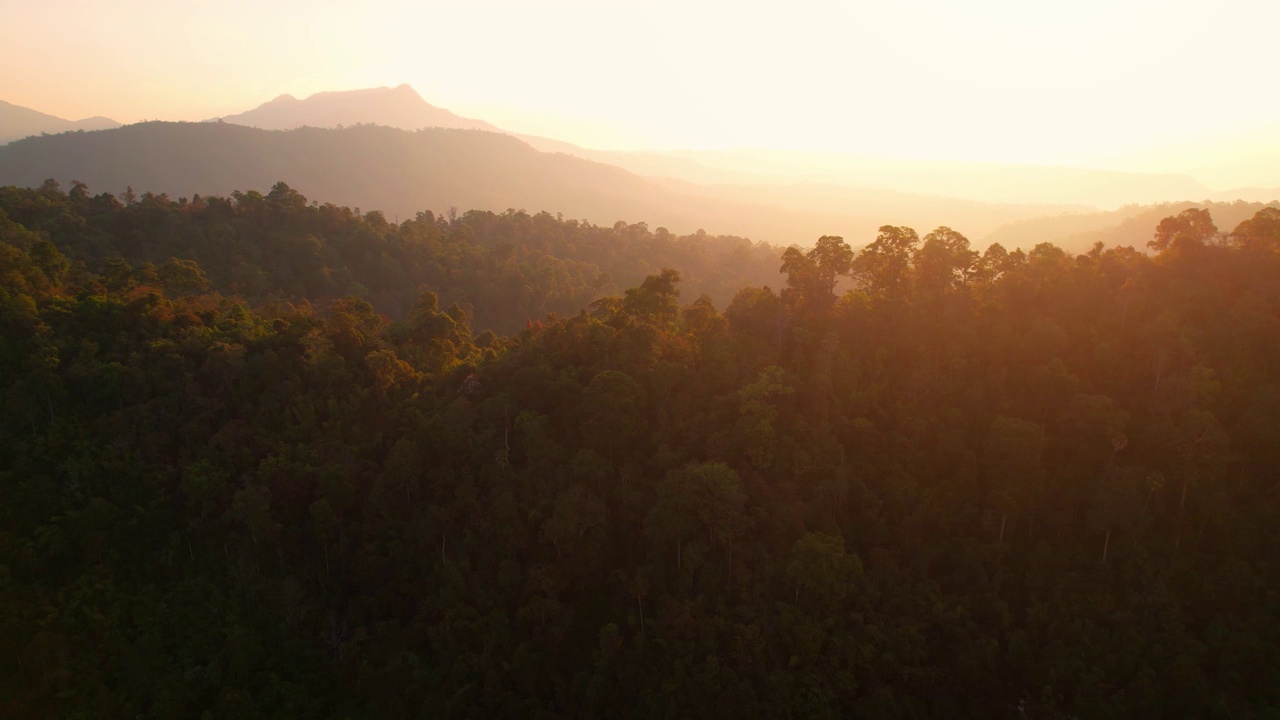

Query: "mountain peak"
left=216, top=85, right=500, bottom=133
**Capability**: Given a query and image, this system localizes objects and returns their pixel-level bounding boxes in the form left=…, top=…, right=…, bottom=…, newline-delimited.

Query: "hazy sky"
left=3, top=0, right=1279, bottom=169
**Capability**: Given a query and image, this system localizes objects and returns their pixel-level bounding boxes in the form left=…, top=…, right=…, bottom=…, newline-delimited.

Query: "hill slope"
left=984, top=200, right=1280, bottom=251
left=0, top=99, right=120, bottom=145
left=0, top=121, right=917, bottom=246
left=520, top=136, right=1213, bottom=209
left=0, top=181, right=784, bottom=333
left=206, top=85, right=1203, bottom=230
left=2, top=186, right=1279, bottom=717
left=664, top=148, right=1214, bottom=209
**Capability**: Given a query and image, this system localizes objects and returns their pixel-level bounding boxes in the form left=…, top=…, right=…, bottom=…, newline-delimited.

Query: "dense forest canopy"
left=2, top=181, right=1279, bottom=718
left=0, top=180, right=780, bottom=334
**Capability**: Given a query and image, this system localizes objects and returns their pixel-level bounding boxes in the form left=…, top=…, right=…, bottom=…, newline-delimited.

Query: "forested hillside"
left=0, top=181, right=780, bottom=334
left=2, top=182, right=1279, bottom=718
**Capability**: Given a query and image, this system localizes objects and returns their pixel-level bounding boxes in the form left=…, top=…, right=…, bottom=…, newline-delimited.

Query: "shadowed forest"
left=2, top=181, right=1280, bottom=718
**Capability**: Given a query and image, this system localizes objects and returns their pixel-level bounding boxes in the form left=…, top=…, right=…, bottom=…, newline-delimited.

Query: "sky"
left=3, top=0, right=1280, bottom=176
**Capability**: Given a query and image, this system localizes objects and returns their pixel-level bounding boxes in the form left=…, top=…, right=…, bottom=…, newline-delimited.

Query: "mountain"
left=658, top=149, right=1215, bottom=209
left=0, top=99, right=120, bottom=145
left=0, top=121, right=903, bottom=247
left=648, top=177, right=1093, bottom=241
left=198, top=85, right=1229, bottom=243
left=213, top=84, right=502, bottom=133
left=1209, top=186, right=1280, bottom=203
left=1096, top=122, right=1280, bottom=191
left=516, top=133, right=769, bottom=185
left=211, top=85, right=1212, bottom=209
left=4, top=87, right=1231, bottom=253
left=0, top=120, right=1173, bottom=253
left=520, top=132, right=1084, bottom=238
left=520, top=139, right=1212, bottom=209
left=983, top=199, right=1280, bottom=251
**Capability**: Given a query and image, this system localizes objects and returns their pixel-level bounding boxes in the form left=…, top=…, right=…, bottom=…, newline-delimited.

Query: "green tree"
left=853, top=225, right=918, bottom=300
left=580, top=370, right=645, bottom=462
left=780, top=235, right=854, bottom=310
left=1149, top=208, right=1218, bottom=253
left=622, top=268, right=681, bottom=323
left=915, top=226, right=977, bottom=294
left=786, top=532, right=861, bottom=608
left=1230, top=206, right=1280, bottom=251
left=982, top=416, right=1045, bottom=544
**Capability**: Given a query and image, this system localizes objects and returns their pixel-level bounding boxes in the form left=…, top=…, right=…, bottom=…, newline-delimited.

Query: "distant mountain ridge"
left=518, top=135, right=1211, bottom=209
left=0, top=119, right=1212, bottom=254
left=2, top=86, right=1257, bottom=251
left=212, top=84, right=502, bottom=133
left=208, top=85, right=1212, bottom=208
left=0, top=121, right=901, bottom=246
left=983, top=199, right=1280, bottom=252
left=0, top=100, right=120, bottom=145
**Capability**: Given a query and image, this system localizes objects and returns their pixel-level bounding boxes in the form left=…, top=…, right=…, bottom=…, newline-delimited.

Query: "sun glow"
left=2, top=0, right=1280, bottom=184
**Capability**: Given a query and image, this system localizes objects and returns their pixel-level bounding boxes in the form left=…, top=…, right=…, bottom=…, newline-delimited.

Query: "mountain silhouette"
left=0, top=120, right=1173, bottom=251
left=213, top=84, right=501, bottom=133
left=0, top=100, right=120, bottom=145
left=0, top=121, right=900, bottom=245
left=3, top=86, right=1231, bottom=250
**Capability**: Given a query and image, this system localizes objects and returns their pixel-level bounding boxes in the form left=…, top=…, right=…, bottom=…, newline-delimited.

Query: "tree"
left=737, top=366, right=794, bottom=469
left=1230, top=207, right=1280, bottom=251
left=542, top=483, right=608, bottom=560
left=781, top=235, right=853, bottom=310
left=266, top=181, right=308, bottom=212
left=158, top=257, right=209, bottom=295
left=580, top=370, right=645, bottom=462
left=787, top=531, right=861, bottom=609
left=982, top=416, right=1045, bottom=543
left=647, top=462, right=747, bottom=581
left=309, top=498, right=338, bottom=578
left=915, top=226, right=977, bottom=294
left=1149, top=208, right=1218, bottom=253
left=326, top=296, right=385, bottom=355
left=622, top=268, right=681, bottom=323
left=1090, top=466, right=1139, bottom=564
left=853, top=225, right=918, bottom=300
left=645, top=471, right=700, bottom=570
left=28, top=241, right=67, bottom=286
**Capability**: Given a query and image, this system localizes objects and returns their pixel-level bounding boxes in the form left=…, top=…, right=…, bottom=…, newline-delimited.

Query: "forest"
left=2, top=180, right=1279, bottom=718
